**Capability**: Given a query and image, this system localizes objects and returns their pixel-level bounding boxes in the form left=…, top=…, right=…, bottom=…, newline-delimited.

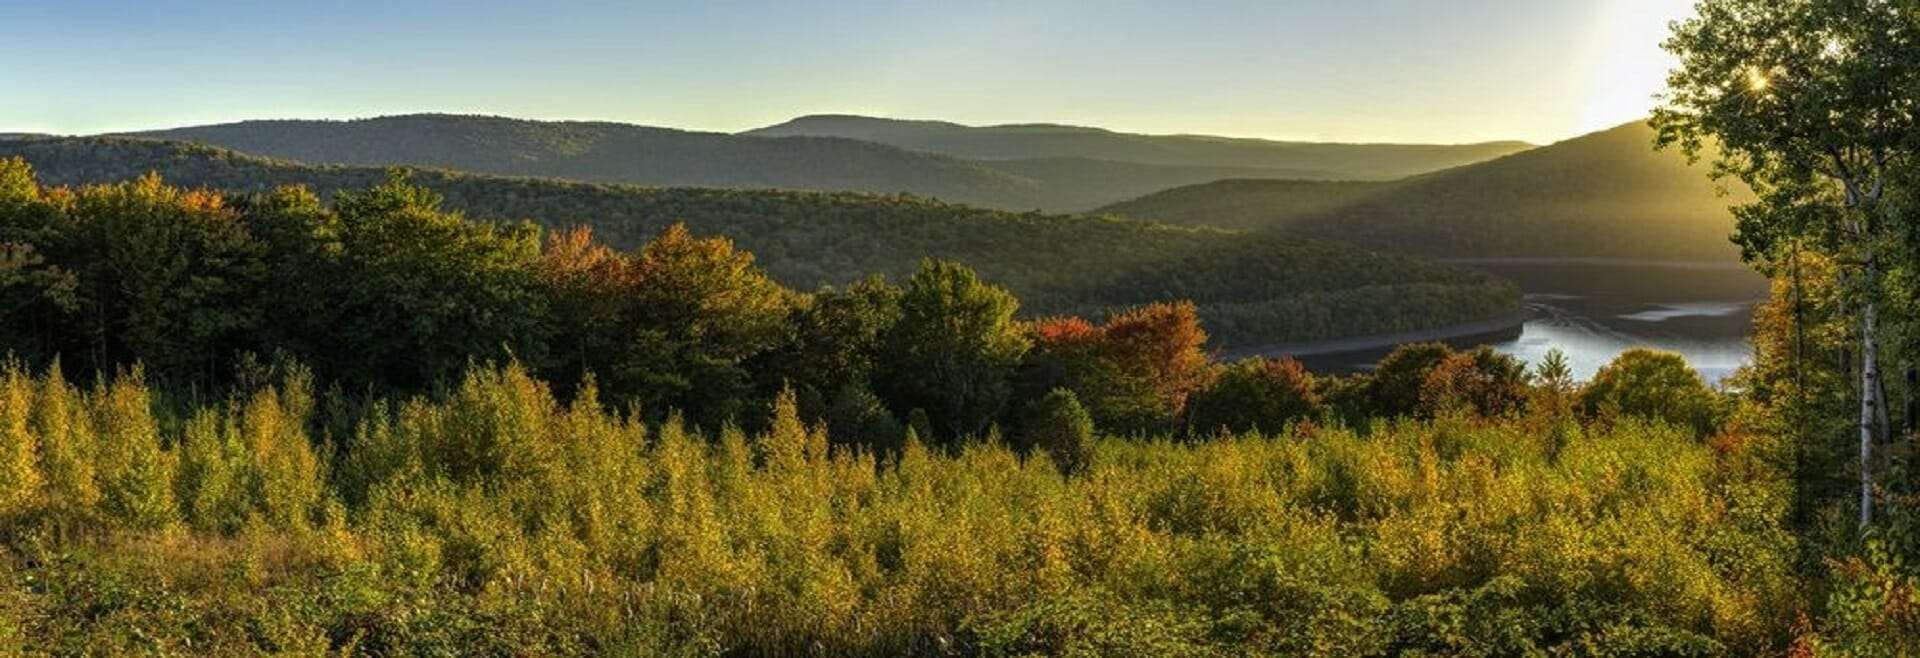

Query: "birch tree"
left=1654, top=0, right=1919, bottom=525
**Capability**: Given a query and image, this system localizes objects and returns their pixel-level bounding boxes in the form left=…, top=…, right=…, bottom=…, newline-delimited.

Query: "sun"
left=1576, top=0, right=1697, bottom=136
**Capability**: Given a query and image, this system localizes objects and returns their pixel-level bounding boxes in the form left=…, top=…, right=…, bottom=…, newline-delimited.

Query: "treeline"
left=0, top=156, right=1690, bottom=449
left=0, top=138, right=1521, bottom=347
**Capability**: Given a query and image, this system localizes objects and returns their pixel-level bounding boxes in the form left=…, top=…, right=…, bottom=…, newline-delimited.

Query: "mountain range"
left=744, top=114, right=1533, bottom=177
left=119, top=114, right=1528, bottom=212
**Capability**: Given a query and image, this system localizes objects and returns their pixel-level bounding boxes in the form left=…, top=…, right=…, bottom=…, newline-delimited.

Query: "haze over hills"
left=123, top=114, right=1056, bottom=207
left=115, top=114, right=1411, bottom=213
left=745, top=114, right=1535, bottom=179
left=1101, top=121, right=1746, bottom=262
left=1, top=136, right=1519, bottom=346
left=118, top=113, right=1538, bottom=213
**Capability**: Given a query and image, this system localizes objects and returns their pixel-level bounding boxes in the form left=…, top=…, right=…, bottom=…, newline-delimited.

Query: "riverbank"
left=1441, top=256, right=1751, bottom=270
left=1218, top=309, right=1530, bottom=361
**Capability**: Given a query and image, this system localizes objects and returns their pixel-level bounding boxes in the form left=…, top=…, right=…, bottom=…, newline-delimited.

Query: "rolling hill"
left=122, top=114, right=1057, bottom=206
left=1100, top=121, right=1747, bottom=261
left=118, top=114, right=1414, bottom=212
left=0, top=136, right=1521, bottom=347
left=745, top=114, right=1535, bottom=179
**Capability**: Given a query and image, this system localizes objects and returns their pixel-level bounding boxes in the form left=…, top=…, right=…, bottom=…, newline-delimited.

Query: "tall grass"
left=0, top=361, right=1802, bottom=656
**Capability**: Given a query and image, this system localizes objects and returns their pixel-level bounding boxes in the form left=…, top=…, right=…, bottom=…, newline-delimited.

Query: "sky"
left=0, top=0, right=1697, bottom=145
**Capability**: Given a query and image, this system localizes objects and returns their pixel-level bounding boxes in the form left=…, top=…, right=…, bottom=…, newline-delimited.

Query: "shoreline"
left=1218, top=309, right=1531, bottom=360
left=1441, top=256, right=1752, bottom=271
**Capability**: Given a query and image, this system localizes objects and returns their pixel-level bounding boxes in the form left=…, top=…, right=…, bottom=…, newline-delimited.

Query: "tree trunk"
left=1858, top=256, right=1880, bottom=527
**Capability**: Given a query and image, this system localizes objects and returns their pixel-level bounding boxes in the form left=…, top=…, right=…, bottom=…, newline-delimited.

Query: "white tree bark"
left=1859, top=267, right=1878, bottom=527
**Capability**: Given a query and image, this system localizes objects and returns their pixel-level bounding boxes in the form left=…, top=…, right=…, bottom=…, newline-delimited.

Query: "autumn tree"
left=1368, top=342, right=1455, bottom=418
left=1420, top=346, right=1530, bottom=418
left=1023, top=302, right=1211, bottom=434
left=1654, top=0, right=1920, bottom=525
left=537, top=223, right=793, bottom=425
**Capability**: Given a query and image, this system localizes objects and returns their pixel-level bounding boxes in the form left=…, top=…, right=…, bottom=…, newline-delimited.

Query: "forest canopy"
left=0, top=137, right=1521, bottom=348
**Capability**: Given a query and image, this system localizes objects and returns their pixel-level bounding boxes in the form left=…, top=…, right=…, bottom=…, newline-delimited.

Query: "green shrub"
left=1022, top=389, right=1096, bottom=475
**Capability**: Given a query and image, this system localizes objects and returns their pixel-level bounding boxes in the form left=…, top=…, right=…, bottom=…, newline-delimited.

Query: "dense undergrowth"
left=0, top=360, right=1809, bottom=656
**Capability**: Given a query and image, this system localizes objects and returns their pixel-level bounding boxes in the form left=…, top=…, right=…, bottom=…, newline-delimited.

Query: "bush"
left=1022, top=388, right=1096, bottom=475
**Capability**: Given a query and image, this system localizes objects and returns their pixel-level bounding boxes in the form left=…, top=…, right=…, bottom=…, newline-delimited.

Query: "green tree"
left=327, top=170, right=549, bottom=389
left=1654, top=0, right=1920, bottom=525
left=626, top=224, right=794, bottom=425
left=1368, top=343, right=1454, bottom=418
left=0, top=361, right=41, bottom=514
left=53, top=175, right=266, bottom=384
left=768, top=275, right=903, bottom=402
left=92, top=368, right=175, bottom=530
left=1187, top=356, right=1322, bottom=435
left=877, top=260, right=1030, bottom=444
left=1580, top=349, right=1721, bottom=437
left=1532, top=348, right=1577, bottom=417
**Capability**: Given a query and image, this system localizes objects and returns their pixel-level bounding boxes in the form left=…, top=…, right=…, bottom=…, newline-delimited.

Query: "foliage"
left=0, top=140, right=1523, bottom=348
left=1025, top=302, right=1211, bottom=434
left=1368, top=342, right=1456, bottom=418
left=0, top=362, right=1805, bottom=656
left=876, top=259, right=1030, bottom=443
left=1020, top=389, right=1096, bottom=476
left=1420, top=346, right=1531, bottom=419
left=1579, top=349, right=1722, bottom=436
left=1185, top=356, right=1322, bottom=435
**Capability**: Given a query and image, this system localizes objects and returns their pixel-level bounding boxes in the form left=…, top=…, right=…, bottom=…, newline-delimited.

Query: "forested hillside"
left=975, top=157, right=1342, bottom=210
left=1101, top=122, right=1746, bottom=260
left=746, top=114, right=1534, bottom=178
left=121, top=114, right=1435, bottom=212
left=1099, top=178, right=1394, bottom=231
left=0, top=138, right=1519, bottom=347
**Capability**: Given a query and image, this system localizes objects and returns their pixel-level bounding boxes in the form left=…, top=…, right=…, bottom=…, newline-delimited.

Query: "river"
left=1279, top=261, right=1770, bottom=384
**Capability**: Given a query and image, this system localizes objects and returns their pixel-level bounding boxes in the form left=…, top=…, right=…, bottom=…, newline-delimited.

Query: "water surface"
left=1293, top=262, right=1768, bottom=384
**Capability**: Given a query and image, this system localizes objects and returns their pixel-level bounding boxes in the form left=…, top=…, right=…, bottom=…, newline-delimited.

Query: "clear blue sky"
left=0, top=0, right=1695, bottom=144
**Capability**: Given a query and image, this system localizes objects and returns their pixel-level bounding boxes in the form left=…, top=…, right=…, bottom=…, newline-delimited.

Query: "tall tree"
left=1653, top=0, right=1920, bottom=525
left=877, top=259, right=1030, bottom=443
left=52, top=175, right=266, bottom=384
left=327, top=171, right=549, bottom=389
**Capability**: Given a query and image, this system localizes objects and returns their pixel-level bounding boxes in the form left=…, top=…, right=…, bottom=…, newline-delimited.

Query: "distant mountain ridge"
left=1100, top=121, right=1747, bottom=261
left=123, top=113, right=1056, bottom=207
left=119, top=113, right=1532, bottom=212
left=745, top=114, right=1534, bottom=179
